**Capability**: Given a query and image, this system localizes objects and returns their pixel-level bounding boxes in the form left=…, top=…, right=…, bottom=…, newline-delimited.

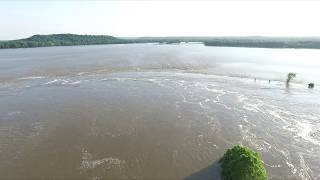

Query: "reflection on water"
left=0, top=44, right=320, bottom=179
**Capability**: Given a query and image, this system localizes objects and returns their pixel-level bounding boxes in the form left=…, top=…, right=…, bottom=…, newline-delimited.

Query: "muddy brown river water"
left=0, top=44, right=320, bottom=179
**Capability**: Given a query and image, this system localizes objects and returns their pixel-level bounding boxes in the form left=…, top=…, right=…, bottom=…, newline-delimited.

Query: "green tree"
left=219, top=145, right=267, bottom=180
left=286, top=72, right=296, bottom=85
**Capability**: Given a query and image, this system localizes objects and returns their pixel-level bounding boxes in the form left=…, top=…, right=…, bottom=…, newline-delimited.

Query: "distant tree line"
left=2, top=34, right=320, bottom=49
left=203, top=39, right=320, bottom=49
left=0, top=34, right=130, bottom=49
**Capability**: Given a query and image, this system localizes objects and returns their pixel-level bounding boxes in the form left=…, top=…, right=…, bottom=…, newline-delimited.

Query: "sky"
left=1, top=1, right=320, bottom=40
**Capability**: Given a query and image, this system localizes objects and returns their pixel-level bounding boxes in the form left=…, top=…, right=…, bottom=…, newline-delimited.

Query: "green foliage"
left=3, top=35, right=320, bottom=49
left=131, top=37, right=320, bottom=49
left=204, top=38, right=320, bottom=49
left=286, top=72, right=296, bottom=84
left=0, top=34, right=130, bottom=49
left=219, top=145, right=267, bottom=180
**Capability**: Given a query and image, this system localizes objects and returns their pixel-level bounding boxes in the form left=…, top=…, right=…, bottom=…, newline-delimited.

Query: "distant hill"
left=0, top=34, right=129, bottom=49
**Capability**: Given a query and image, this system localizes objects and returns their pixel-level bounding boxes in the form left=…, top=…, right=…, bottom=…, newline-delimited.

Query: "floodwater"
left=0, top=43, right=320, bottom=179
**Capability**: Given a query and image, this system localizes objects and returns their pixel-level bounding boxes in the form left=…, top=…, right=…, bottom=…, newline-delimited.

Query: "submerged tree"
left=286, top=72, right=296, bottom=85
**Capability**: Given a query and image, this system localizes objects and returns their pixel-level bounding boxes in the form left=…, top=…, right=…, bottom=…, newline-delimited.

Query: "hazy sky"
left=1, top=1, right=320, bottom=40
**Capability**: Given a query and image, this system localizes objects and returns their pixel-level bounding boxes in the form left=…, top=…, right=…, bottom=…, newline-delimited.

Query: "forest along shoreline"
left=2, top=34, right=320, bottom=49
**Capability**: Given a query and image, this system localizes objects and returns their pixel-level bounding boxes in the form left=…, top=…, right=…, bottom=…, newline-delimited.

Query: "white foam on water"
left=242, top=100, right=264, bottom=113
left=242, top=113, right=257, bottom=127
left=29, top=121, right=46, bottom=137
left=264, top=162, right=281, bottom=168
left=101, top=77, right=131, bottom=82
left=239, top=123, right=272, bottom=152
left=69, top=80, right=82, bottom=85
left=237, top=91, right=320, bottom=149
left=192, top=81, right=234, bottom=110
left=61, top=80, right=69, bottom=85
left=77, top=72, right=88, bottom=76
left=265, top=103, right=320, bottom=146
left=80, top=149, right=125, bottom=170
left=44, top=79, right=69, bottom=85
left=297, top=121, right=320, bottom=146
left=287, top=161, right=298, bottom=175
left=7, top=111, right=21, bottom=116
left=44, top=79, right=59, bottom=85
left=298, top=153, right=313, bottom=180
left=18, top=76, right=45, bottom=80
left=273, top=146, right=298, bottom=176
left=237, top=94, right=247, bottom=103
left=299, top=114, right=320, bottom=121
left=266, top=109, right=292, bottom=127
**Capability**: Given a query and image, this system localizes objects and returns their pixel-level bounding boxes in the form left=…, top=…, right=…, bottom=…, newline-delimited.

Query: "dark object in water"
left=308, top=83, right=315, bottom=89
left=268, top=80, right=271, bottom=84
left=286, top=73, right=296, bottom=85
